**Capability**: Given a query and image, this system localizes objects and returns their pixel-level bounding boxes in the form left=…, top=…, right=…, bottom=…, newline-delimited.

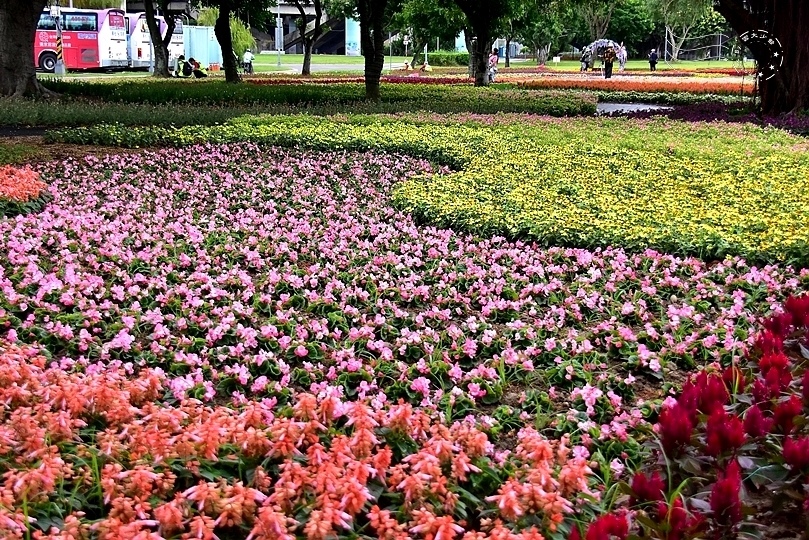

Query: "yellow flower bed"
left=392, top=118, right=809, bottom=265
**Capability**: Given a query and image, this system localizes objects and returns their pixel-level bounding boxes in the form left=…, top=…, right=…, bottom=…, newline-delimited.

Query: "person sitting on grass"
left=420, top=61, right=432, bottom=72
left=175, top=54, right=192, bottom=78
left=188, top=58, right=208, bottom=79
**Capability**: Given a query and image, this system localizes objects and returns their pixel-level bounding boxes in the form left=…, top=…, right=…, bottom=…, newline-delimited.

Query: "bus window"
left=64, top=13, right=97, bottom=32
left=37, top=14, right=57, bottom=30
left=173, top=20, right=183, bottom=34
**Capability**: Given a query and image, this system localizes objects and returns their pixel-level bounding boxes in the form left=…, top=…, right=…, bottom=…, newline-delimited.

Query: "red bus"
left=35, top=8, right=128, bottom=72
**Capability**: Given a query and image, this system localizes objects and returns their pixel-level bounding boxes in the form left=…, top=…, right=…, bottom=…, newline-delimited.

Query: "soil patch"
left=0, top=135, right=146, bottom=165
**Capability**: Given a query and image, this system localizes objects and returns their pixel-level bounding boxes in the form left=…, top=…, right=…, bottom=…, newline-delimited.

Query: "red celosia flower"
left=706, top=410, right=745, bottom=457
left=759, top=351, right=790, bottom=373
left=585, top=513, right=629, bottom=540
left=783, top=437, right=809, bottom=470
left=710, top=460, right=742, bottom=529
left=755, top=329, right=784, bottom=354
left=656, top=498, right=706, bottom=540
left=774, top=395, right=803, bottom=434
left=630, top=471, right=665, bottom=505
left=677, top=378, right=701, bottom=417
left=784, top=295, right=809, bottom=328
left=743, top=405, right=773, bottom=438
left=762, top=312, right=794, bottom=337
left=658, top=404, right=695, bottom=456
left=699, top=373, right=730, bottom=414
left=751, top=378, right=773, bottom=406
left=764, top=366, right=791, bottom=396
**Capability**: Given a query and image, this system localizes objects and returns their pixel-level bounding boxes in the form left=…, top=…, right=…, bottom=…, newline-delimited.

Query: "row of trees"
left=0, top=0, right=806, bottom=113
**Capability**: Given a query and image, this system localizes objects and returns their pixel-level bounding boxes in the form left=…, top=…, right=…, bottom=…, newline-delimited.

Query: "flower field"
left=0, top=137, right=808, bottom=538
left=49, top=115, right=809, bottom=265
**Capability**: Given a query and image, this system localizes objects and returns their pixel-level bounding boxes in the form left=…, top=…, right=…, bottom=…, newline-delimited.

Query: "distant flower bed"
left=246, top=75, right=471, bottom=86
left=518, top=76, right=754, bottom=95
left=0, top=165, right=51, bottom=217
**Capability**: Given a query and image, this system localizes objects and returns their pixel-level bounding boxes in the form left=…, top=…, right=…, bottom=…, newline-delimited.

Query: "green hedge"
left=6, top=84, right=596, bottom=126
left=413, top=51, right=470, bottom=66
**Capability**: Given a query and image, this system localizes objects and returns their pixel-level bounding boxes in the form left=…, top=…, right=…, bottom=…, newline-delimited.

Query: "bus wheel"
left=39, top=52, right=57, bottom=73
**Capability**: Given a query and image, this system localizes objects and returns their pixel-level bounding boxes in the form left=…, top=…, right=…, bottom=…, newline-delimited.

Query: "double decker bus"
left=126, top=13, right=184, bottom=69
left=35, top=8, right=128, bottom=72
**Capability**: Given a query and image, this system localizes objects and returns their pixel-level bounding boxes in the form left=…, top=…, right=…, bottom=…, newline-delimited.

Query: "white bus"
left=125, top=13, right=184, bottom=69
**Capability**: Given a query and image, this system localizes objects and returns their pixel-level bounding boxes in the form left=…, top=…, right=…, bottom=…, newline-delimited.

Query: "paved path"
left=597, top=102, right=673, bottom=114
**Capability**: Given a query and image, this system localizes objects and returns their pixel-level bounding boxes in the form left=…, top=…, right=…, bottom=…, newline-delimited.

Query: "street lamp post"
left=51, top=2, right=66, bottom=76
left=276, top=2, right=283, bottom=68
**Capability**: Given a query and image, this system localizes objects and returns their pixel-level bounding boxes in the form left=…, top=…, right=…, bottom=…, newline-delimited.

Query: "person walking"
left=580, top=48, right=591, bottom=72
left=648, top=49, right=658, bottom=72
left=617, top=43, right=627, bottom=72
left=603, top=45, right=616, bottom=79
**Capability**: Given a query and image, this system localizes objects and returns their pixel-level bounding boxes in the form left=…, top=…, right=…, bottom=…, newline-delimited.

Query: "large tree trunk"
left=358, top=0, right=387, bottom=101
left=715, top=0, right=809, bottom=115
left=0, top=0, right=49, bottom=97
left=471, top=31, right=490, bottom=87
left=144, top=0, right=171, bottom=77
left=215, top=0, right=239, bottom=83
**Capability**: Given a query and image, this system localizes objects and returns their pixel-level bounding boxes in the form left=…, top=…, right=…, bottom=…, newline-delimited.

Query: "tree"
left=198, top=3, right=255, bottom=83
left=646, top=0, right=711, bottom=61
left=713, top=0, right=809, bottom=115
left=579, top=0, right=619, bottom=41
left=0, top=0, right=49, bottom=97
left=513, top=0, right=572, bottom=65
left=444, top=0, right=510, bottom=86
left=292, top=0, right=325, bottom=76
left=143, top=0, right=179, bottom=78
left=608, top=0, right=655, bottom=56
left=328, top=0, right=399, bottom=100
left=392, top=0, right=466, bottom=66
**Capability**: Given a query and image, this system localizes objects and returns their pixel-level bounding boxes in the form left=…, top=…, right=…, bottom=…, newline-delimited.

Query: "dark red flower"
left=585, top=513, right=629, bottom=540
left=759, top=351, right=790, bottom=373
left=699, top=373, right=729, bottom=414
left=678, top=378, right=700, bottom=417
left=706, top=410, right=745, bottom=457
left=722, top=366, right=747, bottom=393
left=783, top=436, right=809, bottom=470
left=784, top=295, right=809, bottom=328
left=755, top=329, right=784, bottom=354
left=710, top=460, right=742, bottom=529
left=751, top=378, right=773, bottom=405
left=630, top=471, right=665, bottom=505
left=659, top=404, right=695, bottom=456
left=763, top=366, right=791, bottom=395
left=743, top=405, right=773, bottom=438
left=763, top=311, right=794, bottom=337
left=656, top=498, right=706, bottom=540
left=774, top=395, right=803, bottom=434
